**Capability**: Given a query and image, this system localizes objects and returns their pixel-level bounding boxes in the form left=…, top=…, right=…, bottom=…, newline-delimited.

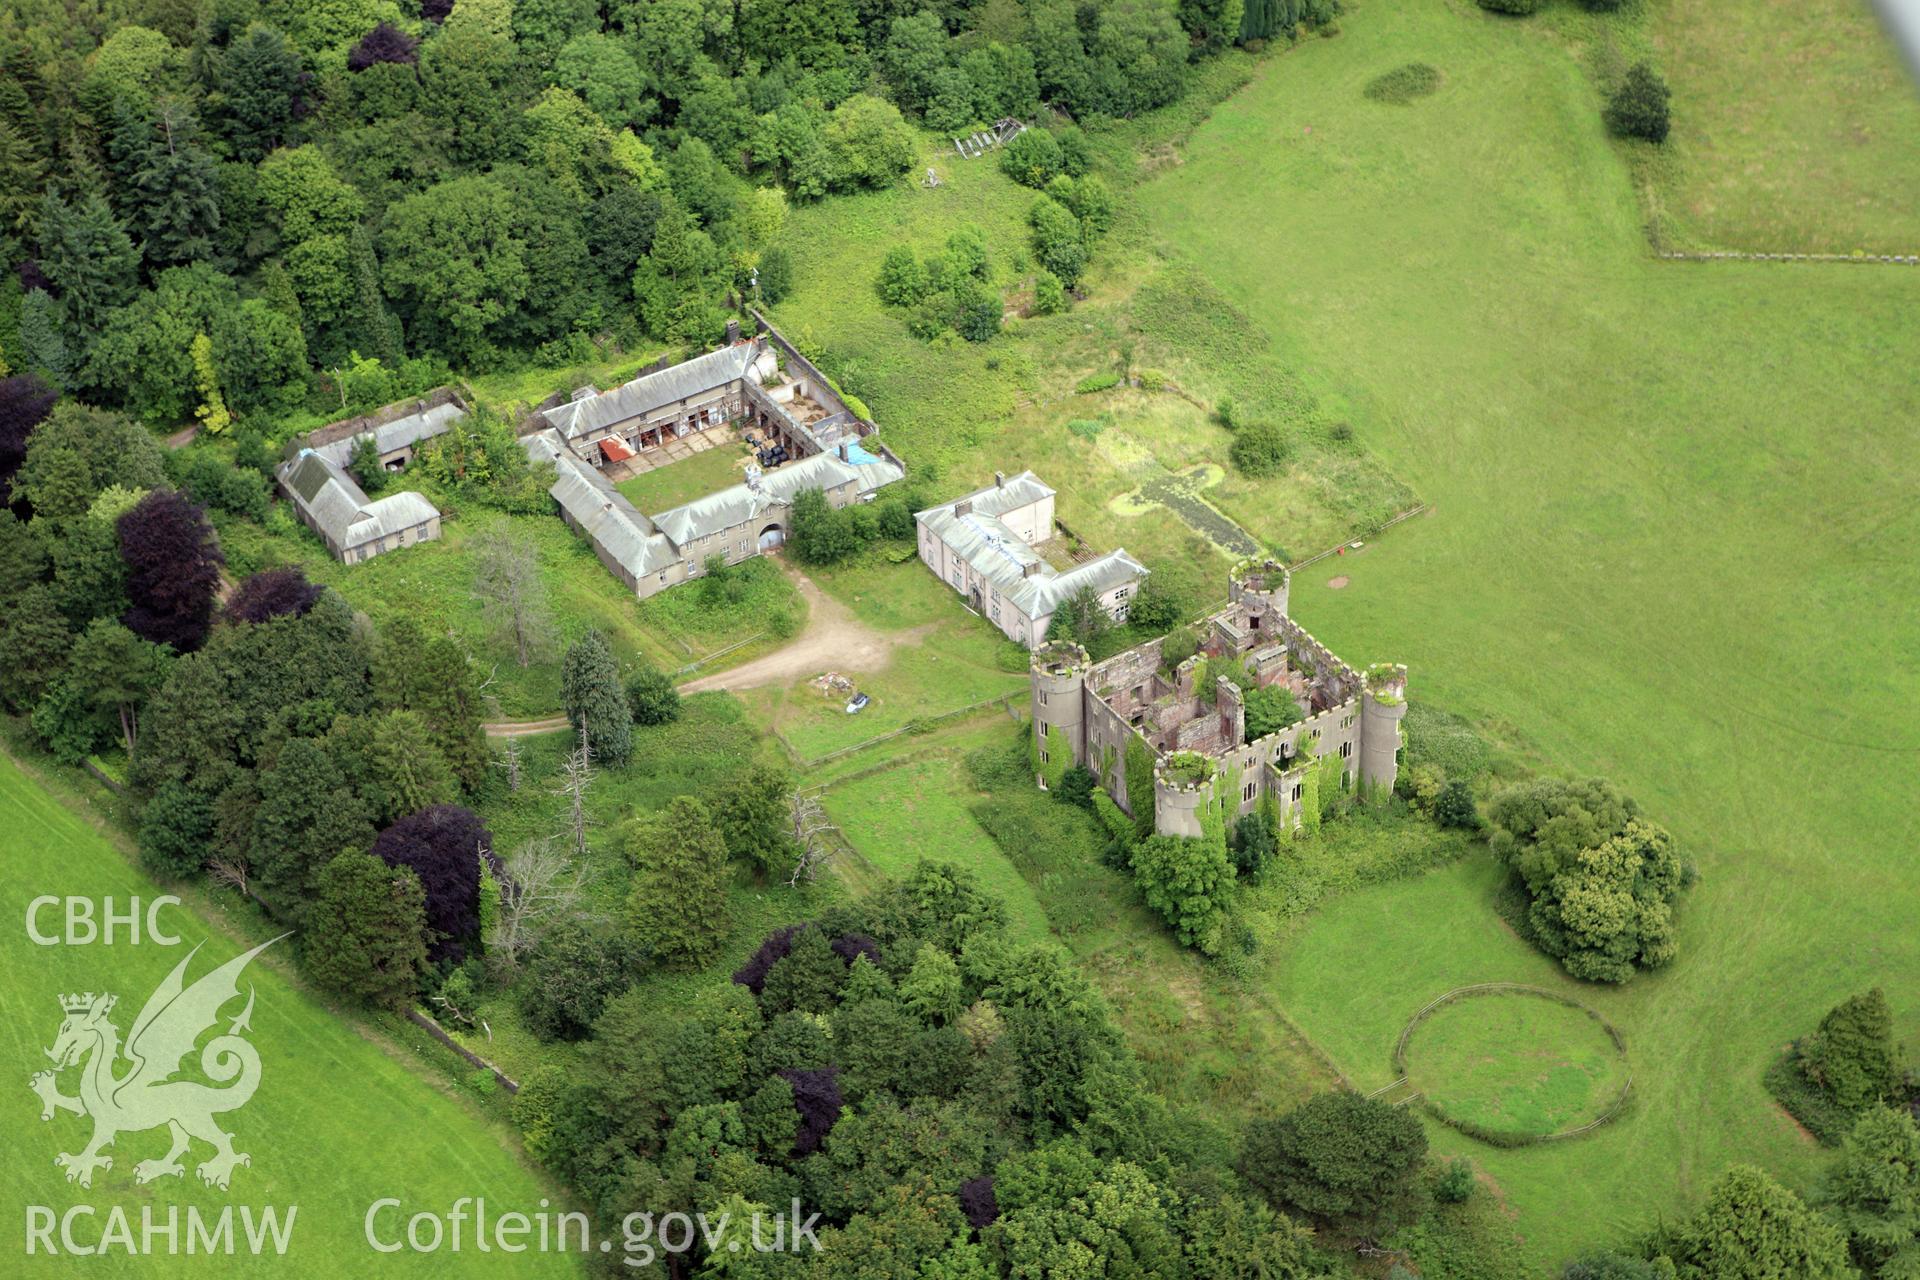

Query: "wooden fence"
left=1287, top=503, right=1430, bottom=573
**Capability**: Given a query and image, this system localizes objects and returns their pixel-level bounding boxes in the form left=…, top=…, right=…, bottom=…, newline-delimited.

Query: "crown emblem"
left=59, top=993, right=109, bottom=1014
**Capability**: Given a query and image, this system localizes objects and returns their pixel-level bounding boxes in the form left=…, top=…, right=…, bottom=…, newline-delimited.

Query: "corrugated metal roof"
left=541, top=344, right=761, bottom=440
left=311, top=401, right=465, bottom=466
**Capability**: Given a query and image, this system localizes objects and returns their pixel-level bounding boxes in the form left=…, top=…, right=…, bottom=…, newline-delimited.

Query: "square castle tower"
left=1029, top=560, right=1406, bottom=837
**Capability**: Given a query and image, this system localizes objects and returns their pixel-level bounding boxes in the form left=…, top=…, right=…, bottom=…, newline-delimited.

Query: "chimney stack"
left=954, top=499, right=972, bottom=517
left=725, top=318, right=742, bottom=343
left=994, top=471, right=1005, bottom=487
left=1022, top=560, right=1041, bottom=578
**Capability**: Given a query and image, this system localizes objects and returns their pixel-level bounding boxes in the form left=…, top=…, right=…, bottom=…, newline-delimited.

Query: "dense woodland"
left=0, top=0, right=1337, bottom=429
left=0, top=1, right=1914, bottom=1278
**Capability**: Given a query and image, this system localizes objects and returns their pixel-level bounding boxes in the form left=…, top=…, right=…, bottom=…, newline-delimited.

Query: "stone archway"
left=758, top=523, right=785, bottom=550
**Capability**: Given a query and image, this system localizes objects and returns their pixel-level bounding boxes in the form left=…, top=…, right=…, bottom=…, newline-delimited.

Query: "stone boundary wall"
left=304, top=385, right=467, bottom=451
left=748, top=309, right=908, bottom=477
left=405, top=1009, right=520, bottom=1095
left=1657, top=250, right=1919, bottom=265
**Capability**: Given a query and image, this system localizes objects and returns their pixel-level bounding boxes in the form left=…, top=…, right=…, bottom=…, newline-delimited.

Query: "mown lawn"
left=0, top=750, right=580, bottom=1277
left=1146, top=0, right=1920, bottom=1264
left=1403, top=988, right=1630, bottom=1138
left=614, top=440, right=754, bottom=514
left=1649, top=0, right=1920, bottom=252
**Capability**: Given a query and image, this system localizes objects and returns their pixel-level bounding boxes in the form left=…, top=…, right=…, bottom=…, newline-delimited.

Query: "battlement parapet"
left=1031, top=640, right=1091, bottom=678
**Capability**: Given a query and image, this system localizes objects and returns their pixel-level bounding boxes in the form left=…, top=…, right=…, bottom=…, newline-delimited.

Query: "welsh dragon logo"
left=29, top=937, right=283, bottom=1191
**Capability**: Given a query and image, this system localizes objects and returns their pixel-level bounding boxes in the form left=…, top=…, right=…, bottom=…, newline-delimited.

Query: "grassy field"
left=772, top=85, right=1416, bottom=615
left=820, top=748, right=1052, bottom=944
left=1145, top=0, right=1920, bottom=1264
left=738, top=550, right=1029, bottom=762
left=1650, top=0, right=1920, bottom=252
left=1404, top=989, right=1630, bottom=1137
left=613, top=439, right=754, bottom=513
left=216, top=509, right=798, bottom=717
left=0, top=750, right=580, bottom=1277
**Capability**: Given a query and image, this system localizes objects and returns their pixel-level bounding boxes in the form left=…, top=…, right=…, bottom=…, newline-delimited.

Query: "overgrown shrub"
left=1486, top=777, right=1684, bottom=982
left=1031, top=271, right=1067, bottom=316
left=1606, top=63, right=1671, bottom=143
left=1129, top=833, right=1234, bottom=954
left=1230, top=422, right=1295, bottom=477
left=520, top=918, right=628, bottom=1040
left=1476, top=0, right=1540, bottom=13
left=1365, top=63, right=1441, bottom=104
left=1075, top=371, right=1121, bottom=395
left=999, top=128, right=1065, bottom=188
left=1431, top=779, right=1478, bottom=829
left=1433, top=1157, right=1476, bottom=1204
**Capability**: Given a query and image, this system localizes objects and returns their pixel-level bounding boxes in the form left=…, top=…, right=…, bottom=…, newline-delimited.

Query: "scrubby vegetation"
left=1767, top=988, right=1914, bottom=1144
left=1486, top=777, right=1688, bottom=983
left=1364, top=63, right=1441, bottom=104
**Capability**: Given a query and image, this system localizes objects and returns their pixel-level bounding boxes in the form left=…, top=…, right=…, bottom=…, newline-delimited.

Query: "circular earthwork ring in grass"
left=1392, top=984, right=1631, bottom=1147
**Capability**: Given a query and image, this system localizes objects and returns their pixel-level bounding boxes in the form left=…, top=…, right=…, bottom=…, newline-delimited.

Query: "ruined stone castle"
left=1029, top=560, right=1406, bottom=838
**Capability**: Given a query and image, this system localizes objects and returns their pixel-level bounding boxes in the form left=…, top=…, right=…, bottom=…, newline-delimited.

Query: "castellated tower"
left=1228, top=557, right=1290, bottom=621
left=1029, top=641, right=1090, bottom=778
left=1152, top=761, right=1213, bottom=839
left=1359, top=664, right=1409, bottom=794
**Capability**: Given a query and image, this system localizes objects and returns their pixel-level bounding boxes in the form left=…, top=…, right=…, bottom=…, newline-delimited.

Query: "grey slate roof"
left=282, top=451, right=439, bottom=551
left=523, top=430, right=680, bottom=577
left=914, top=470, right=1055, bottom=525
left=651, top=450, right=905, bottom=545
left=312, top=400, right=466, bottom=466
left=915, top=471, right=1145, bottom=620
left=541, top=344, right=762, bottom=441
left=1016, top=550, right=1151, bottom=619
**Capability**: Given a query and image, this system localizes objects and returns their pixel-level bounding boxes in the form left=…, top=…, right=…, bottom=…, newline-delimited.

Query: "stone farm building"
left=1031, top=560, right=1407, bottom=837
left=522, top=318, right=904, bottom=599
left=915, top=470, right=1148, bottom=647
left=276, top=389, right=467, bottom=563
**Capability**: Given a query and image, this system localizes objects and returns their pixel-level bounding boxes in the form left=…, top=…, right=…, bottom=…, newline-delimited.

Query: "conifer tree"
left=625, top=795, right=731, bottom=966
left=560, top=629, right=631, bottom=765
left=37, top=193, right=137, bottom=338
left=128, top=101, right=222, bottom=269
left=306, top=849, right=429, bottom=1008
left=208, top=24, right=305, bottom=163
left=251, top=737, right=376, bottom=921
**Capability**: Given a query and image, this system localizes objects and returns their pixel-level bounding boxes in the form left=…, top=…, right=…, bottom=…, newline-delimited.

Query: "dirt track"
left=483, top=715, right=571, bottom=739
left=479, top=562, right=917, bottom=735
left=681, top=560, right=926, bottom=694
